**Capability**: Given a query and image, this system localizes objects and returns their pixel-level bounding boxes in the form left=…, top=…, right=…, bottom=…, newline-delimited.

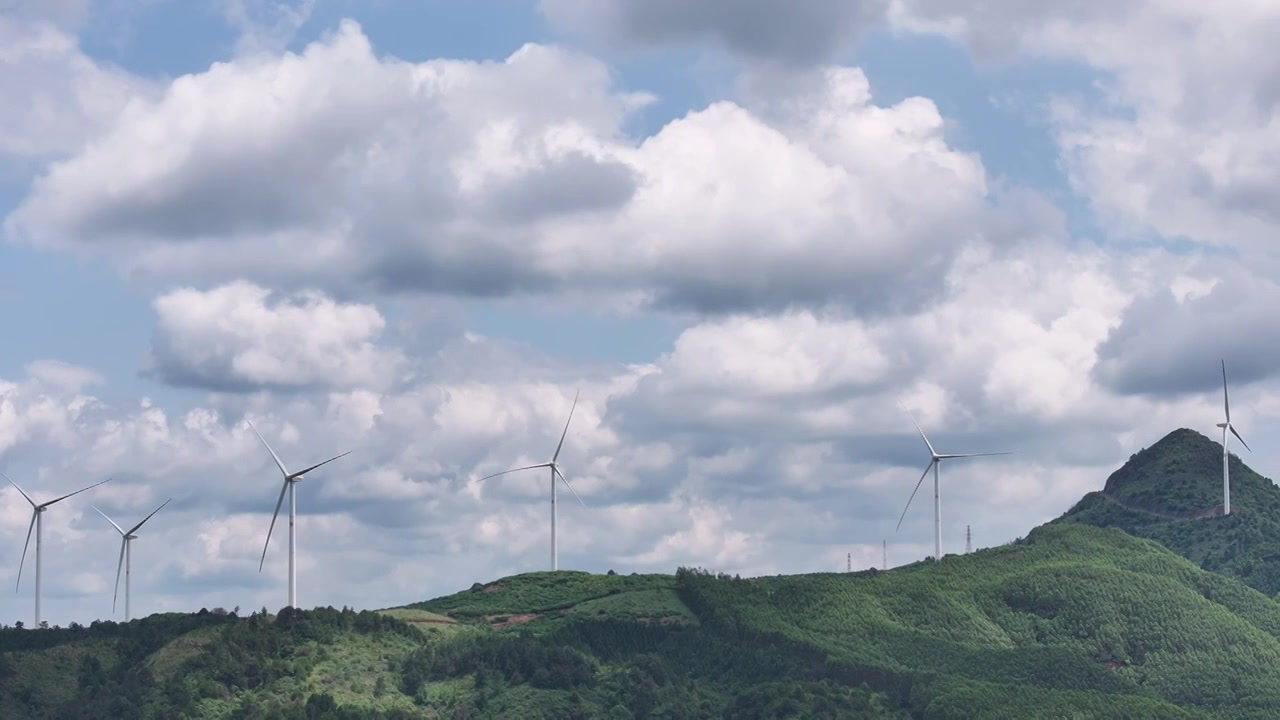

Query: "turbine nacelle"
left=92, top=499, right=171, bottom=616
left=4, top=472, right=111, bottom=627
left=894, top=404, right=1012, bottom=561
left=474, top=390, right=587, bottom=570
left=246, top=419, right=350, bottom=592
left=1218, top=361, right=1251, bottom=453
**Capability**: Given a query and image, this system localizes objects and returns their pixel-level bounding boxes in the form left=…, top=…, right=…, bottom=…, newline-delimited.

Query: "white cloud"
left=0, top=16, right=155, bottom=163
left=1094, top=262, right=1280, bottom=397
left=616, top=496, right=761, bottom=567
left=891, top=1, right=1280, bottom=254
left=223, top=0, right=316, bottom=57
left=5, top=21, right=1002, bottom=316
left=620, top=240, right=1152, bottom=444
left=143, top=281, right=408, bottom=393
left=1, top=244, right=1277, bottom=627
left=5, top=6, right=1280, bottom=631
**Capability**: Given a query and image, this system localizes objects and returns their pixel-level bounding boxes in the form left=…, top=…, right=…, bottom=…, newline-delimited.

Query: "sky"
left=2, top=0, right=1280, bottom=627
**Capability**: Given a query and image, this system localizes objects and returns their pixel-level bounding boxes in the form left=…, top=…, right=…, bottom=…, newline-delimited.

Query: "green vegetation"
left=6, top=429, right=1280, bottom=718
left=1056, top=427, right=1280, bottom=595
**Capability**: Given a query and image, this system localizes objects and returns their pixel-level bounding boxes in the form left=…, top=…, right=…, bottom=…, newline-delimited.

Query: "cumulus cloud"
left=143, top=281, right=408, bottom=393
left=539, top=0, right=889, bottom=66
left=4, top=241, right=1280, bottom=626
left=1094, top=264, right=1280, bottom=397
left=891, top=0, right=1280, bottom=254
left=4, top=20, right=1005, bottom=316
left=0, top=16, right=155, bottom=162
left=617, top=240, right=1154, bottom=445
left=7, top=6, right=1280, bottom=630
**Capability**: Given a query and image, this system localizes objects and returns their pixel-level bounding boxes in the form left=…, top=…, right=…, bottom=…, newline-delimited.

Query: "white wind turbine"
left=1217, top=359, right=1250, bottom=516
left=247, top=420, right=350, bottom=610
left=5, top=472, right=111, bottom=627
left=895, top=407, right=1011, bottom=561
left=476, top=390, right=586, bottom=571
left=91, top=499, right=171, bottom=622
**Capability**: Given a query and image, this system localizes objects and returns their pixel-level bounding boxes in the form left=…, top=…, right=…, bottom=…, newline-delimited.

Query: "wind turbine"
left=895, top=408, right=1010, bottom=561
left=91, top=499, right=171, bottom=622
left=476, top=390, right=586, bottom=571
left=1217, top=359, right=1250, bottom=516
left=5, top=472, right=111, bottom=627
left=247, top=420, right=350, bottom=610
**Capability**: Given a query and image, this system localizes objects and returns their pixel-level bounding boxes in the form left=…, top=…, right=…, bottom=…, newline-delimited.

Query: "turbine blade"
left=1222, top=359, right=1231, bottom=422
left=937, top=452, right=1013, bottom=459
left=896, top=461, right=935, bottom=532
left=113, top=539, right=126, bottom=614
left=1230, top=425, right=1251, bottom=453
left=289, top=451, right=351, bottom=480
left=2, top=471, right=36, bottom=508
left=246, top=419, right=291, bottom=478
left=554, top=465, right=586, bottom=507
left=15, top=511, right=35, bottom=592
left=42, top=477, right=111, bottom=508
left=552, top=390, right=580, bottom=464
left=259, top=480, right=289, bottom=572
left=128, top=498, right=172, bottom=535
left=900, top=404, right=937, bottom=457
left=476, top=463, right=551, bottom=482
left=92, top=505, right=126, bottom=536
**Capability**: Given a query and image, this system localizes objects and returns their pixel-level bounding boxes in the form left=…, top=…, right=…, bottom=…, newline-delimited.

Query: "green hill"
left=5, top=428, right=1280, bottom=718
left=1055, top=427, right=1280, bottom=595
left=6, top=522, right=1280, bottom=718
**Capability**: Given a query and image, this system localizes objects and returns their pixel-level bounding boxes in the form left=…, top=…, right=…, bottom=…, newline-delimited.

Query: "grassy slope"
left=6, top=437, right=1280, bottom=719
left=390, top=524, right=1280, bottom=718
left=1055, top=427, right=1280, bottom=595
left=2, top=526, right=1277, bottom=717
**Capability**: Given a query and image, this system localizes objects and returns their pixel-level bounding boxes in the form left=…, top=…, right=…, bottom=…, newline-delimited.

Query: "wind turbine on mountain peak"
left=247, top=419, right=350, bottom=610
left=475, top=390, right=586, bottom=571
left=5, top=471, right=111, bottom=627
left=895, top=404, right=1011, bottom=561
left=1217, top=359, right=1250, bottom=516
left=91, top=498, right=171, bottom=622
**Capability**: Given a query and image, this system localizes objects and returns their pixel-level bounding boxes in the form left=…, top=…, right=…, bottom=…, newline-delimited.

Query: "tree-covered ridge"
left=8, top=523, right=1280, bottom=717
left=1055, top=427, right=1280, bottom=595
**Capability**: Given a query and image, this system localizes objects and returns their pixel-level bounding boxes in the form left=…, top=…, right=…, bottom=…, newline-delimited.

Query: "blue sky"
left=3, top=0, right=1280, bottom=626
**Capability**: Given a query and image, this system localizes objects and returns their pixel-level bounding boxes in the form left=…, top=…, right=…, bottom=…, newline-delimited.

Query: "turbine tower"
left=5, top=472, right=111, bottom=627
left=248, top=420, right=350, bottom=610
left=1217, top=360, right=1250, bottom=516
left=91, top=499, right=171, bottom=622
left=477, top=390, right=586, bottom=571
left=895, top=407, right=1011, bottom=561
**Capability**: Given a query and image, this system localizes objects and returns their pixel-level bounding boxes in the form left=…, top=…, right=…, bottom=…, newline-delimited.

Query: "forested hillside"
left=4, top=522, right=1280, bottom=718
left=1055, top=428, right=1280, bottom=595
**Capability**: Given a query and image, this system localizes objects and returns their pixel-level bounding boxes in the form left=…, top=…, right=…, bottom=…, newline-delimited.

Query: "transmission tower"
left=882, top=540, right=887, bottom=570
left=846, top=552, right=851, bottom=573
left=965, top=525, right=972, bottom=554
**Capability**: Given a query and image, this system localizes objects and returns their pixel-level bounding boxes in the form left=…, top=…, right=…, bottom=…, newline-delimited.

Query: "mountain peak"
left=1093, top=427, right=1266, bottom=516
left=1054, top=427, right=1280, bottom=595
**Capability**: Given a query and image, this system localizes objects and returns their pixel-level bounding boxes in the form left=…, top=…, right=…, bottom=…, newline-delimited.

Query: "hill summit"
left=1056, top=427, right=1280, bottom=595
